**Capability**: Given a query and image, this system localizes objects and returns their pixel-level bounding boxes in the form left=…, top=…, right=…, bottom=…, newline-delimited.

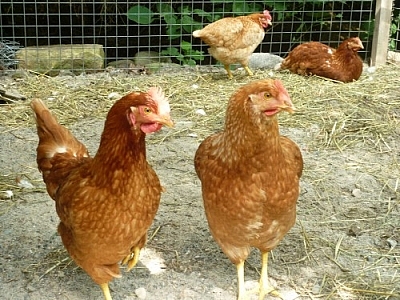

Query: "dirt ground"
left=0, top=65, right=399, bottom=300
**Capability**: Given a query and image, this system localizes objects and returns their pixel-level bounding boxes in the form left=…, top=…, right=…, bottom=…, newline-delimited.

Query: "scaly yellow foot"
left=236, top=253, right=283, bottom=300
left=99, top=282, right=112, bottom=300
left=243, top=65, right=254, bottom=76
left=121, top=246, right=140, bottom=272
left=224, top=64, right=233, bottom=79
left=257, top=252, right=282, bottom=300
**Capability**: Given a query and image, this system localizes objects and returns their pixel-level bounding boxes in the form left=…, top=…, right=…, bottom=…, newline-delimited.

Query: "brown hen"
left=280, top=37, right=364, bottom=82
left=193, top=11, right=272, bottom=79
left=31, top=88, right=173, bottom=300
left=194, top=79, right=303, bottom=299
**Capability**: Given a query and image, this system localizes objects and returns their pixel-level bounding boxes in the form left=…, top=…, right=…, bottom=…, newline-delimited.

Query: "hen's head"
left=226, top=79, right=294, bottom=132
left=260, top=10, right=272, bottom=28
left=109, top=87, right=173, bottom=134
left=247, top=79, right=294, bottom=117
left=344, top=37, right=364, bottom=52
left=227, top=79, right=293, bottom=127
left=129, top=87, right=173, bottom=134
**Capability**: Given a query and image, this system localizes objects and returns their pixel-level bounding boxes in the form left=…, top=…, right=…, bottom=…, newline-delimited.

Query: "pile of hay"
left=0, top=63, right=399, bottom=151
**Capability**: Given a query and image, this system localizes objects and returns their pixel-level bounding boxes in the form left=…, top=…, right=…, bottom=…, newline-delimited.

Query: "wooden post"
left=370, top=0, right=393, bottom=66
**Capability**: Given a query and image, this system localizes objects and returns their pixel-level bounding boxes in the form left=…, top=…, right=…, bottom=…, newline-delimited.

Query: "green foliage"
left=127, top=3, right=208, bottom=65
left=156, top=3, right=204, bottom=39
left=359, top=19, right=375, bottom=41
left=127, top=5, right=154, bottom=25
left=389, top=14, right=400, bottom=51
left=160, top=41, right=204, bottom=66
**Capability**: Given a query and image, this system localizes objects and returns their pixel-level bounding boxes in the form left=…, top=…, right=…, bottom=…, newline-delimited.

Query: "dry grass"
left=0, top=64, right=399, bottom=150
left=0, top=63, right=399, bottom=299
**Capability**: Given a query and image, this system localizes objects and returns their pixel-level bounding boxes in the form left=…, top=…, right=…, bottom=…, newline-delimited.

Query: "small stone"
left=348, top=224, right=362, bottom=237
left=135, top=287, right=147, bottom=299
left=249, top=53, right=284, bottom=70
left=351, top=188, right=362, bottom=198
left=134, top=51, right=171, bottom=66
left=16, top=178, right=34, bottom=189
left=1, top=190, right=13, bottom=199
left=195, top=109, right=206, bottom=116
left=386, top=238, right=397, bottom=249
left=57, top=271, right=65, bottom=277
left=107, top=59, right=134, bottom=69
left=312, top=282, right=322, bottom=294
left=108, top=92, right=122, bottom=99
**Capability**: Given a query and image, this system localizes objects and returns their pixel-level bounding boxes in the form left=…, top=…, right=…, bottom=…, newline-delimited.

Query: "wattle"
left=141, top=123, right=162, bottom=134
left=264, top=109, right=278, bottom=116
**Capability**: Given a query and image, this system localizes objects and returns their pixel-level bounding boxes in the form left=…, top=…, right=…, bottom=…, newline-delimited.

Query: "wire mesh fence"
left=392, top=2, right=400, bottom=51
left=0, top=1, right=395, bottom=72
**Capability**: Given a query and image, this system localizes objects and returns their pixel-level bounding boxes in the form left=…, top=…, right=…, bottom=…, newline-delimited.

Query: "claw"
left=236, top=252, right=282, bottom=300
left=121, top=246, right=141, bottom=272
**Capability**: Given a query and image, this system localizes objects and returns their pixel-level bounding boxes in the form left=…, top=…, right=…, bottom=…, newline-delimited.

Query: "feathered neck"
left=93, top=94, right=149, bottom=172
left=220, top=96, right=282, bottom=165
left=334, top=41, right=360, bottom=62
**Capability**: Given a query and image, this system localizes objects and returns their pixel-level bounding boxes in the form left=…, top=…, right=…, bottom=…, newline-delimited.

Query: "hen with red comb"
left=195, top=79, right=303, bottom=299
left=31, top=87, right=173, bottom=300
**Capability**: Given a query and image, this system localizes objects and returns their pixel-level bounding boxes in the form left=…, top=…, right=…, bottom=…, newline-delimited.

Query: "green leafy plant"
left=160, top=42, right=204, bottom=66
left=127, top=5, right=155, bottom=25
left=127, top=3, right=208, bottom=65
left=359, top=19, right=375, bottom=41
left=389, top=15, right=400, bottom=50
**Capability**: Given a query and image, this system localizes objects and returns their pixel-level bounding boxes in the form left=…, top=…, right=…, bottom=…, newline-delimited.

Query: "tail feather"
left=31, top=99, right=89, bottom=198
left=192, top=30, right=202, bottom=38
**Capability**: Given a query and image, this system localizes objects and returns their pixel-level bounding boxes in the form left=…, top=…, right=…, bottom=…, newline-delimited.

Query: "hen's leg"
left=99, top=283, right=112, bottom=300
left=224, top=64, right=233, bottom=79
left=127, top=246, right=140, bottom=271
left=121, top=246, right=141, bottom=272
left=243, top=65, right=254, bottom=76
left=236, top=260, right=246, bottom=300
left=258, top=252, right=282, bottom=300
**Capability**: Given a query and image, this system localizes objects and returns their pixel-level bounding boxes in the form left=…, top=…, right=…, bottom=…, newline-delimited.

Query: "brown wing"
left=280, top=136, right=303, bottom=178
left=195, top=133, right=257, bottom=263
left=281, top=42, right=335, bottom=76
left=55, top=157, right=162, bottom=284
left=319, top=51, right=363, bottom=82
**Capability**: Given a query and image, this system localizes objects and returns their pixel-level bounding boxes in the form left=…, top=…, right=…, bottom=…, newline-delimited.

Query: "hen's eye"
left=144, top=107, right=152, bottom=114
left=264, top=93, right=271, bottom=99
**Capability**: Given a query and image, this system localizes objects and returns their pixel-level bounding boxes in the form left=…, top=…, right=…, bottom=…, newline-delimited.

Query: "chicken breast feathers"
left=195, top=79, right=303, bottom=264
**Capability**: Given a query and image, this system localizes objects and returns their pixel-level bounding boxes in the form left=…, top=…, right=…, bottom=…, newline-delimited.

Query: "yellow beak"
left=279, top=104, right=295, bottom=114
left=158, top=115, right=174, bottom=128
